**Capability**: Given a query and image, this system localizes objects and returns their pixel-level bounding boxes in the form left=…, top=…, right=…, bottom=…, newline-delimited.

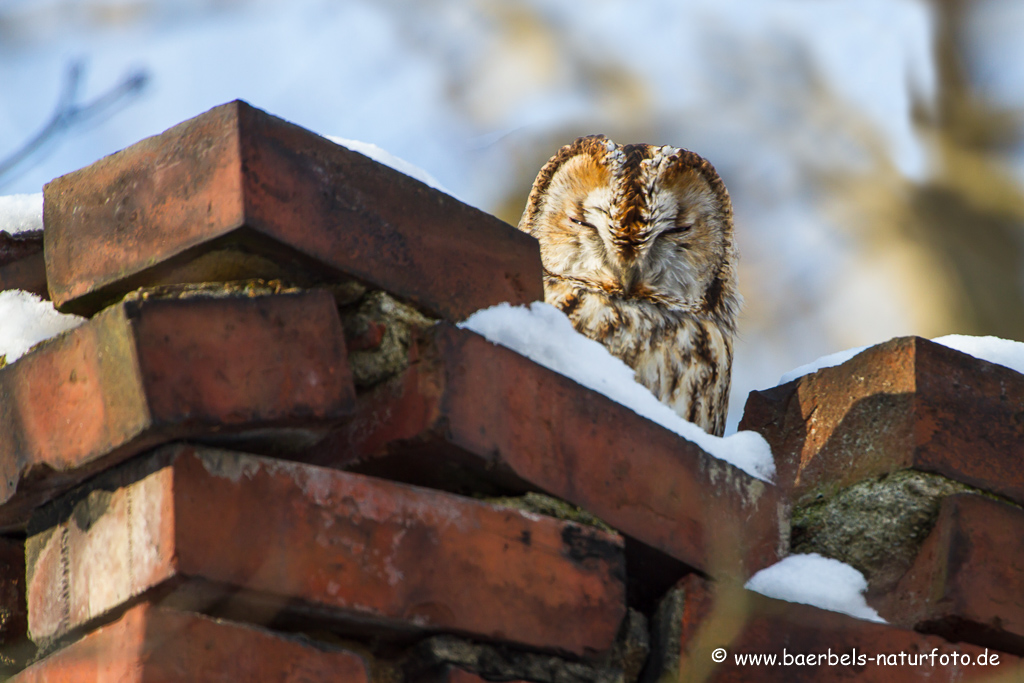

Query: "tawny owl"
left=518, top=135, right=740, bottom=436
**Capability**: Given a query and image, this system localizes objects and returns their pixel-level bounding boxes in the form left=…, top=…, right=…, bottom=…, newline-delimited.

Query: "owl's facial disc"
left=527, top=145, right=733, bottom=310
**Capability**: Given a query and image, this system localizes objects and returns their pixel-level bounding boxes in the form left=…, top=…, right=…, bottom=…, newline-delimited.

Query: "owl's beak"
left=615, top=263, right=640, bottom=296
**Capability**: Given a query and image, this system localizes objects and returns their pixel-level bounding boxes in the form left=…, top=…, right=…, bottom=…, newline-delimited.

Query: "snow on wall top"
left=325, top=135, right=457, bottom=200
left=460, top=302, right=776, bottom=483
left=0, top=193, right=43, bottom=236
left=0, top=290, right=84, bottom=364
left=779, top=334, right=1024, bottom=385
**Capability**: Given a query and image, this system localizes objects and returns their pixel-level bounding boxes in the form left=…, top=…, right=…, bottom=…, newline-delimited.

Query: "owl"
left=518, top=135, right=740, bottom=436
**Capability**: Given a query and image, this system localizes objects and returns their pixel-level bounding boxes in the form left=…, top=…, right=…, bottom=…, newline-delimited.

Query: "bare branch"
left=0, top=60, right=149, bottom=189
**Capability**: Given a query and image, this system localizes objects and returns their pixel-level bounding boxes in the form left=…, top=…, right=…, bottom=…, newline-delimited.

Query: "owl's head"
left=519, top=135, right=738, bottom=323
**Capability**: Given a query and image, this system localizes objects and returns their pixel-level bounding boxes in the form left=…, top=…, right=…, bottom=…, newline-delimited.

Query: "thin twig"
left=0, top=60, right=149, bottom=188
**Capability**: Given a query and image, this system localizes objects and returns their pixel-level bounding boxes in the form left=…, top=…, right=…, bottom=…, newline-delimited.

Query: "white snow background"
left=0, top=193, right=84, bottom=362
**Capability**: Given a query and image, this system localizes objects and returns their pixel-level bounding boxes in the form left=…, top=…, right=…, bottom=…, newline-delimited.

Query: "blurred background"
left=1, top=0, right=1022, bottom=432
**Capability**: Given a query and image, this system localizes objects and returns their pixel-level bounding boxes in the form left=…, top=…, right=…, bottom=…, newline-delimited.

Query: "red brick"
left=884, top=493, right=1024, bottom=654
left=740, top=336, right=1024, bottom=504
left=0, top=289, right=352, bottom=530
left=43, top=100, right=543, bottom=320
left=649, top=574, right=1022, bottom=682
left=0, top=231, right=46, bottom=298
left=25, top=443, right=625, bottom=656
left=313, top=324, right=784, bottom=581
left=11, top=602, right=369, bottom=682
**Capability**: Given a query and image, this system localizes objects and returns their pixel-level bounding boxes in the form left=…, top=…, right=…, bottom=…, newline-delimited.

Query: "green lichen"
left=121, top=278, right=303, bottom=301
left=340, top=290, right=435, bottom=389
left=791, top=469, right=978, bottom=593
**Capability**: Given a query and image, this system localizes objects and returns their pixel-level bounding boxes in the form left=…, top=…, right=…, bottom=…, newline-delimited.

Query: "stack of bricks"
left=735, top=337, right=1024, bottom=680
left=1, top=100, right=1022, bottom=682
left=0, top=101, right=784, bottom=682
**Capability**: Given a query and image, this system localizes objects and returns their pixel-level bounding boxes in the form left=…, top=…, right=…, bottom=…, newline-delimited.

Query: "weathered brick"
left=26, top=443, right=625, bottom=656
left=11, top=602, right=369, bottom=682
left=0, top=288, right=352, bottom=529
left=885, top=493, right=1024, bottom=655
left=44, top=100, right=543, bottom=320
left=647, top=574, right=1021, bottom=682
left=740, top=336, right=1024, bottom=505
left=0, top=231, right=46, bottom=298
left=312, top=323, right=784, bottom=582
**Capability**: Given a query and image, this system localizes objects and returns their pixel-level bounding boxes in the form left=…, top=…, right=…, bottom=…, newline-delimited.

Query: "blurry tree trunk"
left=913, top=0, right=1024, bottom=339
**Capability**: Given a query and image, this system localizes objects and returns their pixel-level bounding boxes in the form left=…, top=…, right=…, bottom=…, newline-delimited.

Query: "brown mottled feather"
left=518, top=136, right=740, bottom=435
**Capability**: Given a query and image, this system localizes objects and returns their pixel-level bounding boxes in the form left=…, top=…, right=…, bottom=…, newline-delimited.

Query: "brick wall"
left=0, top=100, right=1021, bottom=681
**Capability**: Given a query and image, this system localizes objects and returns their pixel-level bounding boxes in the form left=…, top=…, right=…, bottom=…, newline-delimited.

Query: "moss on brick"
left=340, top=290, right=435, bottom=389
left=122, top=279, right=303, bottom=301
left=791, top=470, right=976, bottom=595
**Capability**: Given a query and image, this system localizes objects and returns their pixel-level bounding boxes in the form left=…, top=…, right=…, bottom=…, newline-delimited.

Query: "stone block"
left=887, top=493, right=1024, bottom=655
left=43, top=100, right=543, bottom=320
left=740, top=337, right=1024, bottom=505
left=25, top=444, right=626, bottom=657
left=0, top=231, right=46, bottom=298
left=0, top=288, right=352, bottom=529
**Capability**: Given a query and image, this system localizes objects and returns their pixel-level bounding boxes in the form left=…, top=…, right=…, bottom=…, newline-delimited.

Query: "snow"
left=778, top=344, right=871, bottom=384
left=746, top=553, right=885, bottom=623
left=0, top=195, right=84, bottom=365
left=0, top=193, right=43, bottom=235
left=0, top=290, right=84, bottom=364
left=932, top=334, right=1024, bottom=377
left=325, top=136, right=456, bottom=199
left=459, top=302, right=776, bottom=483
left=778, top=334, right=1024, bottom=385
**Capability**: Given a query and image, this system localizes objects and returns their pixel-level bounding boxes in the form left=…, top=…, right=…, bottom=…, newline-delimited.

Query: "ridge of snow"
left=459, top=302, right=775, bottom=482
left=779, top=333, right=1024, bottom=385
left=325, top=136, right=456, bottom=199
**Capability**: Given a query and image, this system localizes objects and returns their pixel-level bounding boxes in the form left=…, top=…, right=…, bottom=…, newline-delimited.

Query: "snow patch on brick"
left=0, top=290, right=85, bottom=364
left=746, top=553, right=885, bottom=623
left=0, top=193, right=42, bottom=235
left=461, top=302, right=775, bottom=482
